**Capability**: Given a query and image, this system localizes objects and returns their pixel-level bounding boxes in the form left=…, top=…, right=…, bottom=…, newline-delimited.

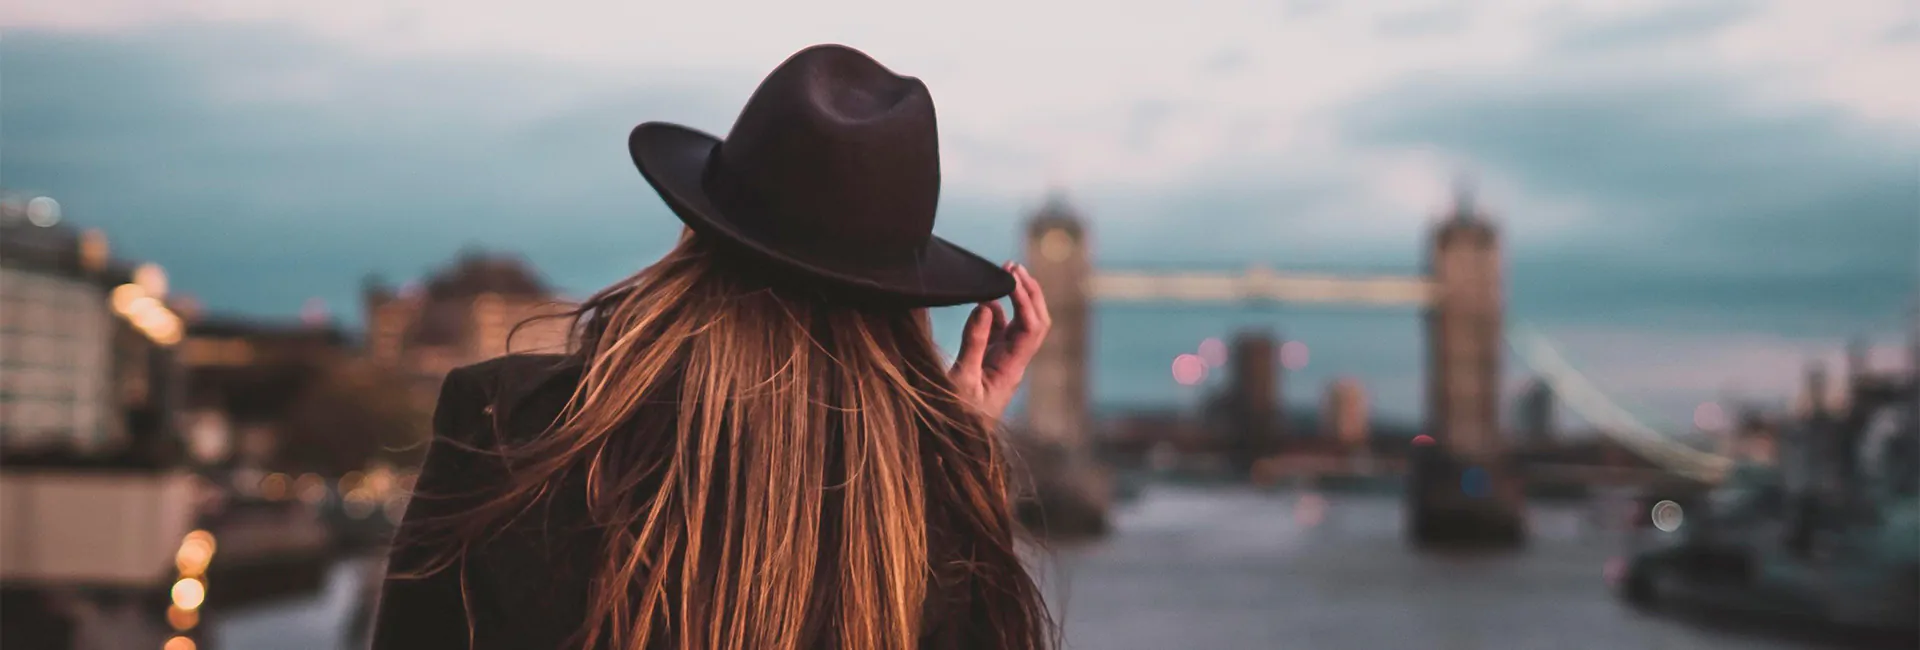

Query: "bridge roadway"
left=207, top=488, right=1886, bottom=650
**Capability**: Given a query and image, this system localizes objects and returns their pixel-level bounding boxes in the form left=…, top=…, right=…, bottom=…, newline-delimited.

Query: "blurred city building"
left=1515, top=378, right=1556, bottom=447
left=362, top=250, right=572, bottom=411
left=177, top=316, right=354, bottom=471
left=1223, top=330, right=1280, bottom=473
left=1721, top=406, right=1780, bottom=465
left=1323, top=377, right=1370, bottom=448
left=0, top=199, right=202, bottom=649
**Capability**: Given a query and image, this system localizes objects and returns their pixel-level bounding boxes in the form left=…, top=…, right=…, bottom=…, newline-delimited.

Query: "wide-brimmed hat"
left=628, top=44, right=1014, bottom=307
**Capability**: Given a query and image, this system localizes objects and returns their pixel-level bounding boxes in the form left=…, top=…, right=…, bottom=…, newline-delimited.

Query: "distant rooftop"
left=426, top=249, right=552, bottom=300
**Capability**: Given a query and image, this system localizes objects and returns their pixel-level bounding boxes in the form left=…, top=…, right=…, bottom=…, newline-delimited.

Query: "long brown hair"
left=409, top=230, right=1053, bottom=650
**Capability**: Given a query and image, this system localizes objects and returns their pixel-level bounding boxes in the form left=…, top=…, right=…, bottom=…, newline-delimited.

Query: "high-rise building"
left=0, top=209, right=184, bottom=462
left=1516, top=378, right=1555, bottom=445
left=363, top=250, right=572, bottom=410
left=1323, top=377, right=1369, bottom=447
left=1, top=200, right=201, bottom=650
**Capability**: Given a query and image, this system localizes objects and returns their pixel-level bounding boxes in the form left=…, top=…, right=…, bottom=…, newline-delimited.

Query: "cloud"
left=1545, top=0, right=1763, bottom=54
left=1375, top=4, right=1476, bottom=39
left=1, top=24, right=742, bottom=318
left=1339, top=50, right=1919, bottom=337
left=5, top=3, right=1916, bottom=427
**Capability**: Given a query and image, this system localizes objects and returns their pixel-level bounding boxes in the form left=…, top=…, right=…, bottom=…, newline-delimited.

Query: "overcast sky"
left=4, top=0, right=1916, bottom=429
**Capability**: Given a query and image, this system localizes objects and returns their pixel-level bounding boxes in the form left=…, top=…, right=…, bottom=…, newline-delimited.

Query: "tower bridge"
left=1015, top=185, right=1674, bottom=547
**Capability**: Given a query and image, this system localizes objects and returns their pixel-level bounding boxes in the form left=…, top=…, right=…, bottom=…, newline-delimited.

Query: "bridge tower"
left=1023, top=193, right=1093, bottom=450
left=1227, top=330, right=1279, bottom=475
left=1014, top=193, right=1113, bottom=538
left=1410, top=181, right=1525, bottom=547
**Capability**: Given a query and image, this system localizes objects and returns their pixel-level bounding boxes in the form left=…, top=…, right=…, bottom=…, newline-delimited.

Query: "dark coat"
left=369, top=354, right=987, bottom=649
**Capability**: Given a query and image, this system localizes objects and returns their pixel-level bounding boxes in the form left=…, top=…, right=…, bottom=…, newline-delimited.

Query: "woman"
left=372, top=44, right=1056, bottom=650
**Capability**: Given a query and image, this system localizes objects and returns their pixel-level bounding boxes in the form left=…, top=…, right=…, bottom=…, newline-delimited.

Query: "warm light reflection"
left=164, top=636, right=197, bottom=650
left=260, top=473, right=290, bottom=501
left=295, top=473, right=327, bottom=505
left=339, top=470, right=365, bottom=494
left=184, top=529, right=217, bottom=555
left=1412, top=434, right=1435, bottom=446
left=108, top=283, right=185, bottom=346
left=366, top=466, right=395, bottom=496
left=111, top=284, right=144, bottom=312
left=166, top=605, right=199, bottom=631
left=1171, top=354, right=1206, bottom=386
left=133, top=263, right=169, bottom=298
left=343, top=489, right=377, bottom=519
left=171, top=577, right=206, bottom=611
left=175, top=538, right=213, bottom=577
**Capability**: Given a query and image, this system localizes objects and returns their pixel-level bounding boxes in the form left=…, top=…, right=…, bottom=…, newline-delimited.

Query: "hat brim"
left=628, top=122, right=1015, bottom=309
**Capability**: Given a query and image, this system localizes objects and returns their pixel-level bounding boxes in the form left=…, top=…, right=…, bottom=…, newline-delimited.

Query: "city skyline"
left=3, top=0, right=1915, bottom=428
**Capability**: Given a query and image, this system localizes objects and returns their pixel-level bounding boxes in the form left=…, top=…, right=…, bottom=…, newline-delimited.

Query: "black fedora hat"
left=628, top=44, right=1014, bottom=308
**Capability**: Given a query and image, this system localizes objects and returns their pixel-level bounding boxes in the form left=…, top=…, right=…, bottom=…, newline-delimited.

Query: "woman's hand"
left=949, top=262, right=1052, bottom=420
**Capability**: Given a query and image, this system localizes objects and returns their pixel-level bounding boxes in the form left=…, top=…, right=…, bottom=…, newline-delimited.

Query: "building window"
left=0, top=267, right=115, bottom=453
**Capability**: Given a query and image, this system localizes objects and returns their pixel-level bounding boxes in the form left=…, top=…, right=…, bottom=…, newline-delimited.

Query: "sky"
left=4, top=0, right=1917, bottom=432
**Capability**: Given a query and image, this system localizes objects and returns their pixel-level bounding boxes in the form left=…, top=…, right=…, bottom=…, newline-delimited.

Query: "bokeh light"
left=259, top=473, right=290, bottom=501
left=1651, top=500, right=1685, bottom=532
left=164, top=636, right=197, bottom=650
left=344, top=489, right=378, bottom=519
left=184, top=529, right=216, bottom=555
left=1197, top=337, right=1227, bottom=367
left=25, top=196, right=60, bottom=227
left=1411, top=434, right=1435, bottom=446
left=175, top=538, right=213, bottom=577
left=295, top=473, right=327, bottom=505
left=167, top=605, right=199, bottom=631
left=171, top=577, right=206, bottom=611
left=1171, top=354, right=1206, bottom=386
left=1279, top=340, right=1310, bottom=370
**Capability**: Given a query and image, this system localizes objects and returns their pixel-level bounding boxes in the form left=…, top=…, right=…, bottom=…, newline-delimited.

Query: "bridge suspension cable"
left=1507, top=325, right=1735, bottom=484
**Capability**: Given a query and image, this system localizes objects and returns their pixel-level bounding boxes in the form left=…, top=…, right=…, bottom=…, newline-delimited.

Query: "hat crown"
left=707, top=44, right=940, bottom=269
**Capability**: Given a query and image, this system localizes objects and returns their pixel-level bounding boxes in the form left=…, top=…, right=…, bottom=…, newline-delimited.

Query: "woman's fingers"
left=952, top=302, right=991, bottom=375
left=1008, top=265, right=1049, bottom=356
left=1018, top=264, right=1051, bottom=330
left=986, top=298, right=1008, bottom=343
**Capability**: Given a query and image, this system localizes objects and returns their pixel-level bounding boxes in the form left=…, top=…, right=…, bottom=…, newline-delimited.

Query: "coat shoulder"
left=439, top=353, right=583, bottom=445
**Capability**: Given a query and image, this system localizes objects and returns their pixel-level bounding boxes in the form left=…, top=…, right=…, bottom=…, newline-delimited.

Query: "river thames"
left=212, top=487, right=1891, bottom=649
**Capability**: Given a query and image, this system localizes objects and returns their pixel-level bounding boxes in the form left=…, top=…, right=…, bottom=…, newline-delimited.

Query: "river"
left=211, top=487, right=1884, bottom=649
